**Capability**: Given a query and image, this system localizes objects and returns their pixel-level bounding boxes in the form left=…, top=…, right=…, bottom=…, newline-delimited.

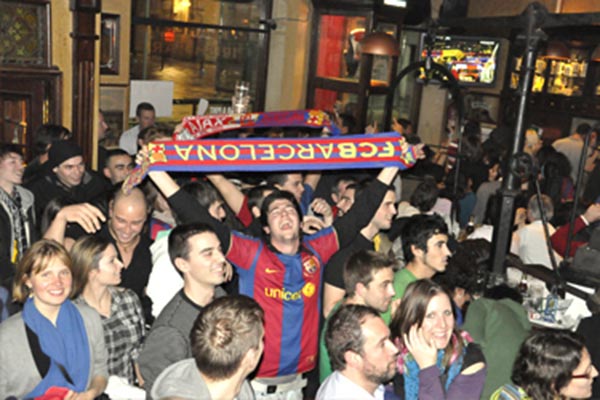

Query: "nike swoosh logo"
left=265, top=268, right=278, bottom=274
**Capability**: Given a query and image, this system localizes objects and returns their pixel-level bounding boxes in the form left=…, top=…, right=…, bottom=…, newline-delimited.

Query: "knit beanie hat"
left=48, top=140, right=83, bottom=169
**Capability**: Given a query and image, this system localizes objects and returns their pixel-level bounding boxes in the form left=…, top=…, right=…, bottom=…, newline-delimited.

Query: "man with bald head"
left=102, top=188, right=153, bottom=318
left=42, top=187, right=153, bottom=322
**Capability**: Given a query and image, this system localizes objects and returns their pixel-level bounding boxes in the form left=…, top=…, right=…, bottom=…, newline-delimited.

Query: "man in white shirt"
left=515, top=194, right=593, bottom=322
left=119, top=102, right=156, bottom=155
left=552, top=123, right=596, bottom=183
left=513, top=194, right=562, bottom=269
left=317, top=304, right=398, bottom=400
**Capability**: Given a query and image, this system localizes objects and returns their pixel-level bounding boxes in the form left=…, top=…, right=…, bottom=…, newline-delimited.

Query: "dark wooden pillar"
left=70, top=0, right=101, bottom=166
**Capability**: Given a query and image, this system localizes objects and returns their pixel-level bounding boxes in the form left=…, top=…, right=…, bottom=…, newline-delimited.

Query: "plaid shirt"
left=76, top=287, right=145, bottom=383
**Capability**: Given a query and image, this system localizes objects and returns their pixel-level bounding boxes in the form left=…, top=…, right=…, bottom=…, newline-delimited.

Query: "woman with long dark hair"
left=390, top=279, right=486, bottom=399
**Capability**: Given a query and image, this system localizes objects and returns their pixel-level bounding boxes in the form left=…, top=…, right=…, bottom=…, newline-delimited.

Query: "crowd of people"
left=1, top=101, right=600, bottom=400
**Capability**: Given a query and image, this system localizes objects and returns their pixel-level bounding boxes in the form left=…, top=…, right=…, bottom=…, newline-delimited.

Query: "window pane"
left=131, top=25, right=264, bottom=109
left=133, top=0, right=263, bottom=26
left=131, top=0, right=269, bottom=118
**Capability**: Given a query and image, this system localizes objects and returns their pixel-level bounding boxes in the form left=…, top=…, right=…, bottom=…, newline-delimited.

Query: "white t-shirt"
left=147, top=233, right=183, bottom=318
left=119, top=125, right=141, bottom=155
left=316, top=371, right=385, bottom=400
left=514, top=220, right=561, bottom=268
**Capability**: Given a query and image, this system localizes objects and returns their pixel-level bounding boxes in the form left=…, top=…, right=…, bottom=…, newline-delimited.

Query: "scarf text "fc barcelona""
left=123, top=132, right=419, bottom=192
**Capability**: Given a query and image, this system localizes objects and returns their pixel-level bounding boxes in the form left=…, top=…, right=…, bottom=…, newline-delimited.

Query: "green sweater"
left=462, top=298, right=531, bottom=400
left=380, top=267, right=417, bottom=323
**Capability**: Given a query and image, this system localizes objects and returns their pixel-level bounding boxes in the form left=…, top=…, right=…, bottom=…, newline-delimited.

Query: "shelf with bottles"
left=509, top=47, right=591, bottom=97
left=546, top=58, right=588, bottom=96
left=510, top=57, right=547, bottom=92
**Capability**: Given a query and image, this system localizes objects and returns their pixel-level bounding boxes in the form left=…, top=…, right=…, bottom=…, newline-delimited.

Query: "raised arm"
left=377, top=165, right=400, bottom=187
left=147, top=170, right=180, bottom=199
left=304, top=171, right=322, bottom=191
left=43, top=203, right=105, bottom=245
left=206, top=173, right=245, bottom=215
left=333, top=166, right=399, bottom=248
left=550, top=203, right=600, bottom=257
left=147, top=170, right=232, bottom=251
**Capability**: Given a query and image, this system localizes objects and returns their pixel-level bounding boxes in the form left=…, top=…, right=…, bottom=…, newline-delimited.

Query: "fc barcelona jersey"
left=227, top=227, right=339, bottom=377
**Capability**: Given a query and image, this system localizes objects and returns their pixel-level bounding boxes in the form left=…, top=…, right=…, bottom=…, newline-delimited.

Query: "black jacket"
left=25, top=169, right=112, bottom=228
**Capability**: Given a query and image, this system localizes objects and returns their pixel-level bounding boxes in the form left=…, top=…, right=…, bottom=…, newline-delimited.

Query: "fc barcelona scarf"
left=176, top=109, right=342, bottom=139
left=123, top=132, right=420, bottom=193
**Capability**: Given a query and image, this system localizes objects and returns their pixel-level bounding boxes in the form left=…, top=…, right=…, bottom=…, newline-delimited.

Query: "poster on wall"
left=129, top=80, right=174, bottom=118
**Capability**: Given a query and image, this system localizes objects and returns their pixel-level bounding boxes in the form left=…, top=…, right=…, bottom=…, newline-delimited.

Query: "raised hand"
left=302, top=215, right=326, bottom=235
left=584, top=203, right=600, bottom=223
left=365, top=121, right=379, bottom=134
left=310, top=198, right=333, bottom=226
left=392, top=118, right=404, bottom=134
left=403, top=324, right=437, bottom=369
left=56, top=203, right=105, bottom=234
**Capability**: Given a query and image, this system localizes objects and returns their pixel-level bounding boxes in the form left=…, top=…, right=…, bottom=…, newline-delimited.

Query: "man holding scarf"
left=146, top=158, right=404, bottom=398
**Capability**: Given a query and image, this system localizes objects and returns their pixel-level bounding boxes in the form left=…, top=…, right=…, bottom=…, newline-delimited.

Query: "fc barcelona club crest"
left=302, top=255, right=319, bottom=275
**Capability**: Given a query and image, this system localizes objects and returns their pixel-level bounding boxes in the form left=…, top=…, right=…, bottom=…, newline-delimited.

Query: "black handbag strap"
left=25, top=324, right=74, bottom=385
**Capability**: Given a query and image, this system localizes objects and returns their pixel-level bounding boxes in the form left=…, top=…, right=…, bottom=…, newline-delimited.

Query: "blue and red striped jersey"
left=227, top=227, right=339, bottom=377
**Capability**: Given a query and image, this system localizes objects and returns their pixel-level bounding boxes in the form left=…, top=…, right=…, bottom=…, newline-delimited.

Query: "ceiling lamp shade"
left=543, top=41, right=570, bottom=60
left=360, top=32, right=400, bottom=57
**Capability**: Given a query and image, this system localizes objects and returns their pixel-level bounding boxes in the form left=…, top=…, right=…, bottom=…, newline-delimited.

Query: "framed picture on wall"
left=100, top=85, right=128, bottom=142
left=100, top=14, right=120, bottom=75
left=103, top=110, right=124, bottom=146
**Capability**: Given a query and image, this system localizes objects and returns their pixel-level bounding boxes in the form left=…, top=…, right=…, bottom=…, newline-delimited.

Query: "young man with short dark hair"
left=319, top=250, right=396, bottom=382
left=148, top=162, right=401, bottom=398
left=265, top=171, right=321, bottom=216
left=103, top=148, right=134, bottom=185
left=0, top=144, right=36, bottom=292
left=119, top=102, right=156, bottom=155
left=322, top=183, right=397, bottom=318
left=393, top=213, right=451, bottom=302
left=139, top=223, right=228, bottom=394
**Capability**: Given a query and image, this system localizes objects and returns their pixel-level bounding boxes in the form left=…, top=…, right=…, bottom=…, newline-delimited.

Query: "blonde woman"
left=0, top=239, right=108, bottom=398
